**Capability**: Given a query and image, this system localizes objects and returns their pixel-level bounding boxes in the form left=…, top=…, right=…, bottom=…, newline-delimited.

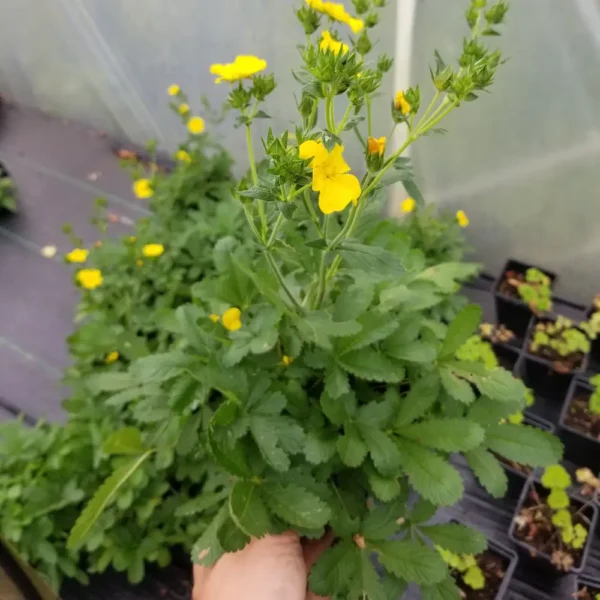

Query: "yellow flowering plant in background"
left=67, top=1, right=562, bottom=598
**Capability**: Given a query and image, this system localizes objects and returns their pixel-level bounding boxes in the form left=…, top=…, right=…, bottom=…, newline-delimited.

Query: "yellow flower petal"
left=176, top=150, right=192, bottom=163
left=299, top=140, right=329, bottom=167
left=318, top=173, right=361, bottom=214
left=178, top=103, right=190, bottom=115
left=456, top=210, right=470, bottom=228
left=222, top=307, right=242, bottom=332
left=367, top=136, right=386, bottom=157
left=65, top=248, right=89, bottom=263
left=320, top=31, right=349, bottom=55
left=401, top=197, right=416, bottom=213
left=167, top=84, right=181, bottom=96
left=133, top=178, right=153, bottom=199
left=76, top=268, right=103, bottom=290
left=394, top=91, right=411, bottom=116
left=210, top=56, right=267, bottom=83
left=105, top=351, right=119, bottom=364
left=346, top=17, right=364, bottom=33
left=142, top=243, right=165, bottom=258
left=187, top=117, right=205, bottom=135
left=209, top=314, right=220, bottom=323
left=282, top=355, right=293, bottom=366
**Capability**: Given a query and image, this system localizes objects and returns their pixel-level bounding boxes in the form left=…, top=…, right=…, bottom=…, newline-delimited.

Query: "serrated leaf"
left=440, top=367, right=475, bottom=404
left=86, top=372, right=134, bottom=394
left=358, top=425, right=402, bottom=476
left=475, top=368, right=527, bottom=403
left=421, top=576, right=462, bottom=600
left=336, top=312, right=400, bottom=355
left=325, top=364, right=350, bottom=399
left=362, top=499, right=407, bottom=541
left=334, top=282, right=375, bottom=321
left=175, top=304, right=207, bottom=352
left=409, top=498, right=437, bottom=524
left=387, top=340, right=438, bottom=363
left=336, top=348, right=403, bottom=383
left=304, top=431, right=337, bottom=464
left=395, top=376, right=440, bottom=427
left=397, top=418, right=484, bottom=452
left=174, top=490, right=229, bottom=517
left=464, top=447, right=508, bottom=498
left=419, top=523, right=487, bottom=554
left=356, top=551, right=388, bottom=600
left=416, top=263, right=480, bottom=292
left=68, top=451, right=152, bottom=550
left=309, top=541, right=358, bottom=597
left=321, top=391, right=356, bottom=426
left=485, top=423, right=563, bottom=467
left=402, top=178, right=426, bottom=207
left=337, top=423, right=368, bottom=467
left=250, top=415, right=304, bottom=472
left=367, top=469, right=402, bottom=502
left=396, top=439, right=463, bottom=506
left=357, top=398, right=395, bottom=428
left=218, top=518, right=250, bottom=552
left=229, top=481, right=272, bottom=538
left=375, top=540, right=447, bottom=585
left=339, top=241, right=405, bottom=277
left=192, top=505, right=228, bottom=566
left=439, top=305, right=482, bottom=359
left=262, top=482, right=331, bottom=529
left=102, top=427, right=145, bottom=455
left=467, top=396, right=523, bottom=427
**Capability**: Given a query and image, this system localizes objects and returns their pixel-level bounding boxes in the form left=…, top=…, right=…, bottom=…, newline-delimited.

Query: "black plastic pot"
left=508, top=479, right=598, bottom=576
left=493, top=259, right=556, bottom=341
left=558, top=379, right=600, bottom=473
left=501, top=413, right=555, bottom=500
left=493, top=343, right=520, bottom=373
left=573, top=575, right=600, bottom=600
left=585, top=303, right=600, bottom=376
left=518, top=317, right=589, bottom=404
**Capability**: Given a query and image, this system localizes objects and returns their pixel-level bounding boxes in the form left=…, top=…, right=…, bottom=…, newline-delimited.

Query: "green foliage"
left=589, top=374, right=600, bottom=415
left=517, top=268, right=552, bottom=312
left=0, top=170, right=17, bottom=213
left=437, top=547, right=485, bottom=591
left=530, top=317, right=590, bottom=360
left=455, top=335, right=498, bottom=369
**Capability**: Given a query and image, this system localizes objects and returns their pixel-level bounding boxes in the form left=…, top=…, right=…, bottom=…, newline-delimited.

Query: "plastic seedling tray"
left=493, top=259, right=556, bottom=341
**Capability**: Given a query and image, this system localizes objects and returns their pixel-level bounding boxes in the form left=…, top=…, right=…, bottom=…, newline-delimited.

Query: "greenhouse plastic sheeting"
left=0, top=0, right=395, bottom=167
left=411, top=0, right=600, bottom=302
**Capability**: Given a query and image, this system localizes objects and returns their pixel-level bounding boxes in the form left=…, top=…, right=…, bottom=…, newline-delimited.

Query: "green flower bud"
left=365, top=12, right=379, bottom=28
left=373, top=0, right=385, bottom=7
left=377, top=54, right=394, bottom=74
left=296, top=6, right=320, bottom=35
left=352, top=0, right=370, bottom=15
left=356, top=31, right=372, bottom=55
left=485, top=1, right=508, bottom=24
left=251, top=74, right=277, bottom=101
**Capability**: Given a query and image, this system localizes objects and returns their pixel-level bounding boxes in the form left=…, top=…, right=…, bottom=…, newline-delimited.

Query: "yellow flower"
left=210, top=55, right=267, bottom=83
left=142, top=243, right=165, bottom=258
left=394, top=91, right=411, bottom=116
left=307, top=0, right=364, bottom=32
left=133, top=178, right=153, bottom=199
left=105, top=351, right=119, bottom=364
left=282, top=355, right=294, bottom=366
left=222, top=307, right=242, bottom=332
left=65, top=248, right=89, bottom=263
left=299, top=140, right=361, bottom=214
left=345, top=16, right=364, bottom=33
left=367, top=136, right=386, bottom=157
left=167, top=84, right=180, bottom=96
left=187, top=117, right=206, bottom=135
left=136, top=259, right=143, bottom=267
left=178, top=103, right=190, bottom=115
left=401, top=197, right=416, bottom=213
left=76, top=268, right=103, bottom=290
left=320, top=31, right=349, bottom=55
left=456, top=210, right=470, bottom=228
left=176, top=150, right=192, bottom=163
left=209, top=314, right=220, bottom=323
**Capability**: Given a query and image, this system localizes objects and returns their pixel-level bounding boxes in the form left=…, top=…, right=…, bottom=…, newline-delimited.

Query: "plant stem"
left=336, top=103, right=353, bottom=134
left=242, top=204, right=263, bottom=243
left=245, top=123, right=267, bottom=242
left=289, top=182, right=312, bottom=200
left=419, top=90, right=441, bottom=127
left=366, top=94, right=373, bottom=137
left=313, top=216, right=330, bottom=309
left=325, top=96, right=335, bottom=131
left=267, top=213, right=285, bottom=247
left=302, top=189, right=323, bottom=237
left=265, top=251, right=304, bottom=313
left=353, top=125, right=367, bottom=149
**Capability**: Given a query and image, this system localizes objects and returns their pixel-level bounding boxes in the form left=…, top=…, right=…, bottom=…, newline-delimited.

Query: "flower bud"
left=352, top=0, right=370, bottom=15
left=365, top=12, right=379, bottom=28
left=356, top=31, right=372, bottom=55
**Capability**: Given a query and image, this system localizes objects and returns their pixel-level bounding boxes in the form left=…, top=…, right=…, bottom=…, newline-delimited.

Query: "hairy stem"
left=302, top=189, right=323, bottom=237
left=265, top=251, right=304, bottom=313
left=245, top=123, right=267, bottom=241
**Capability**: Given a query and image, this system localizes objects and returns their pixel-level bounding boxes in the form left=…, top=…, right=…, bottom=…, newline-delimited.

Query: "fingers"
left=192, top=550, right=214, bottom=600
left=302, top=529, right=335, bottom=569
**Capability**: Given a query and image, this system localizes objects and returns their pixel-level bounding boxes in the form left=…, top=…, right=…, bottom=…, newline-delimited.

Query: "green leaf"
left=86, top=372, right=134, bottom=394
left=357, top=398, right=396, bottom=428
left=338, top=241, right=405, bottom=277
left=175, top=305, right=208, bottom=351
left=387, top=340, right=438, bottom=363
left=396, top=439, right=463, bottom=506
left=334, top=282, right=374, bottom=321
left=421, top=576, right=462, bottom=600
left=395, top=376, right=440, bottom=427
left=485, top=423, right=563, bottom=467
left=325, top=364, right=350, bottom=399
left=218, top=518, right=250, bottom=552
left=337, top=423, right=368, bottom=467
left=102, top=427, right=145, bottom=456
left=304, top=431, right=337, bottom=464
left=335, top=312, right=399, bottom=355
left=397, top=418, right=484, bottom=452
left=175, top=490, right=230, bottom=517
left=419, top=523, right=487, bottom=554
left=362, top=499, right=407, bottom=541
left=262, top=482, right=331, bottom=529
left=416, top=263, right=480, bottom=293
left=68, top=451, right=152, bottom=550
left=468, top=396, right=523, bottom=427
left=192, top=505, right=229, bottom=566
left=355, top=551, right=389, bottom=600
left=321, top=391, right=356, bottom=426
left=309, top=542, right=358, bottom=597
left=367, top=469, right=402, bottom=502
left=440, top=367, right=475, bottom=404
left=250, top=415, right=304, bottom=472
left=375, top=540, right=447, bottom=585
left=337, top=348, right=403, bottom=383
left=229, top=481, right=272, bottom=538
left=402, top=177, right=426, bottom=207
left=464, top=447, right=508, bottom=498
left=409, top=498, right=437, bottom=524
left=476, top=368, right=527, bottom=403
left=358, top=425, right=402, bottom=476
left=439, top=305, right=482, bottom=360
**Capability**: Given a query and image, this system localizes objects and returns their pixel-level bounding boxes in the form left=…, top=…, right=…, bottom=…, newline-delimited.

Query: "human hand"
left=192, top=531, right=333, bottom=600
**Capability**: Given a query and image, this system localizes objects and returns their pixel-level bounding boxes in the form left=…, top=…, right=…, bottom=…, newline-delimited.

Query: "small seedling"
left=456, top=334, right=498, bottom=369
left=437, top=547, right=486, bottom=590
left=516, top=268, right=552, bottom=312
left=480, top=322, right=515, bottom=344
left=504, top=388, right=534, bottom=425
left=588, top=375, right=600, bottom=415
left=530, top=316, right=590, bottom=364
left=581, top=312, right=600, bottom=341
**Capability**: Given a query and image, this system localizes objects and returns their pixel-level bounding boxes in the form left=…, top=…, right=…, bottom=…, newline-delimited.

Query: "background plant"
left=437, top=546, right=485, bottom=591
left=0, top=163, right=17, bottom=213
left=65, top=1, right=566, bottom=598
left=517, top=268, right=552, bottom=312
left=588, top=374, right=600, bottom=415
left=530, top=317, right=590, bottom=360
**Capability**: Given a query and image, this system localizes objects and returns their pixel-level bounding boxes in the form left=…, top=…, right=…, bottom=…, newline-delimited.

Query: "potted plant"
left=559, top=376, right=600, bottom=473
left=493, top=259, right=554, bottom=340
left=0, top=160, right=17, bottom=215
left=436, top=534, right=518, bottom=600
left=456, top=324, right=519, bottom=372
left=520, top=316, right=590, bottom=403
left=585, top=294, right=600, bottom=372
left=510, top=465, right=598, bottom=574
